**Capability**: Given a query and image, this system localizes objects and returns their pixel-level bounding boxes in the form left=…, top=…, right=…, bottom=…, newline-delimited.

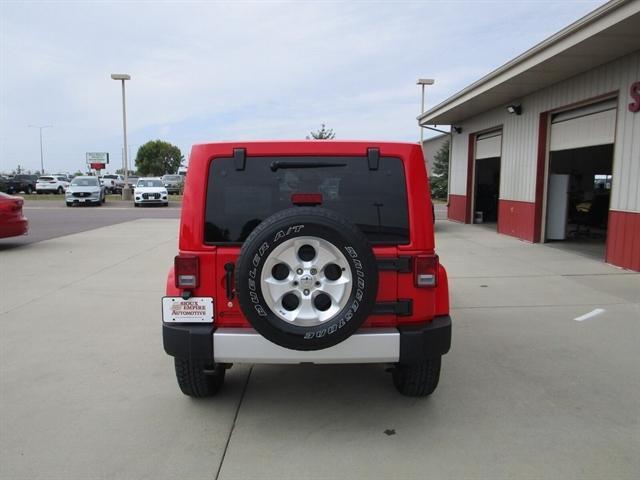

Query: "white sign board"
left=86, top=152, right=109, bottom=164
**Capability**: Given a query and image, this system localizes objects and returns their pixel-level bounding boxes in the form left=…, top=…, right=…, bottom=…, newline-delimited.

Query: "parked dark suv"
left=162, top=141, right=451, bottom=397
left=7, top=175, right=37, bottom=194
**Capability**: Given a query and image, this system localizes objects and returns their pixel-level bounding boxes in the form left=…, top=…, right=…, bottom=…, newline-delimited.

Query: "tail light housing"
left=0, top=199, right=22, bottom=213
left=414, top=254, right=438, bottom=287
left=175, top=255, right=199, bottom=289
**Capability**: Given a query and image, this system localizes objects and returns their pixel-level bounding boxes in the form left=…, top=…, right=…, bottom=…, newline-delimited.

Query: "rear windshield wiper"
left=270, top=161, right=346, bottom=172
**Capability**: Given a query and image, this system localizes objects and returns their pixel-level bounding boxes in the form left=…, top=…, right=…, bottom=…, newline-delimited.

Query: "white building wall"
left=449, top=50, right=640, bottom=211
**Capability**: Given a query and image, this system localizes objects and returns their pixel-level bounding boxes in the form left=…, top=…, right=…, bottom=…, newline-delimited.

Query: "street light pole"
left=111, top=73, right=132, bottom=200
left=416, top=78, right=435, bottom=145
left=122, top=144, right=137, bottom=173
left=28, top=124, right=53, bottom=174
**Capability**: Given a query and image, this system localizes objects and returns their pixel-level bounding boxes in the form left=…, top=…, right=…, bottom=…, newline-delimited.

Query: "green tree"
left=135, top=140, right=183, bottom=176
left=307, top=124, right=335, bottom=140
left=429, top=139, right=449, bottom=199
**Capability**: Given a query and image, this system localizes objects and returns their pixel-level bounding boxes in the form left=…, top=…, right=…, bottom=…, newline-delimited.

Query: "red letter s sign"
left=629, top=81, right=640, bottom=113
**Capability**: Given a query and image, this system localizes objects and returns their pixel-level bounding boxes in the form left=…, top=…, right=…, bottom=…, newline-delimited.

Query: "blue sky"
left=0, top=0, right=605, bottom=174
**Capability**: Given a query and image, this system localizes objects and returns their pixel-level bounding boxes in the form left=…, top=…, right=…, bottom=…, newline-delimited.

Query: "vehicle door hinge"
left=376, top=257, right=412, bottom=273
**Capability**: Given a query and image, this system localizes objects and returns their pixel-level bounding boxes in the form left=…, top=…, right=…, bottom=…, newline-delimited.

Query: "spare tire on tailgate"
left=235, top=207, right=378, bottom=351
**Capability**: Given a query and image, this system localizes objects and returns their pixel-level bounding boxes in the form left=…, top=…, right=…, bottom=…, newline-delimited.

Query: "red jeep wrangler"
left=163, top=141, right=451, bottom=397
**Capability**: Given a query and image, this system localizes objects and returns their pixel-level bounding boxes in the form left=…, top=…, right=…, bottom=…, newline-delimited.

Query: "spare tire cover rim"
left=260, top=236, right=352, bottom=326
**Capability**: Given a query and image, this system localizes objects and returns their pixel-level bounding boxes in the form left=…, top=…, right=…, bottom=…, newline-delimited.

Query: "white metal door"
left=550, top=98, right=617, bottom=151
left=546, top=174, right=570, bottom=240
left=475, top=130, right=502, bottom=159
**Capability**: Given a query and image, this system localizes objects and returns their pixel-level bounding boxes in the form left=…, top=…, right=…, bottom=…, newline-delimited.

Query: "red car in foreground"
left=0, top=192, right=28, bottom=239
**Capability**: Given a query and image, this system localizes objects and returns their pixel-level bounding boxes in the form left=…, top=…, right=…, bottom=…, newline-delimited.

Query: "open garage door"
left=550, top=99, right=617, bottom=151
left=474, top=130, right=502, bottom=225
left=545, top=98, right=616, bottom=260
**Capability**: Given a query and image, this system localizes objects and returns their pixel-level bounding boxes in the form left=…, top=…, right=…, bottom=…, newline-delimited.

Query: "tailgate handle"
left=224, top=263, right=235, bottom=300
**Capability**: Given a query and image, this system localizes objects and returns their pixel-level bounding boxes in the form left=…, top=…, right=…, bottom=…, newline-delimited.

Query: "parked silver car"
left=65, top=176, right=106, bottom=206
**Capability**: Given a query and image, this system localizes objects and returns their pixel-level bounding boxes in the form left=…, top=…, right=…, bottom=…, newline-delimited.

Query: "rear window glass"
left=137, top=179, right=163, bottom=187
left=204, top=156, right=409, bottom=244
left=39, top=177, right=54, bottom=181
left=71, top=178, right=98, bottom=186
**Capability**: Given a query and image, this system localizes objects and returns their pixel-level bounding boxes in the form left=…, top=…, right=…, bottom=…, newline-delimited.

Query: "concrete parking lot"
left=0, top=201, right=180, bottom=248
left=1, top=218, right=638, bottom=479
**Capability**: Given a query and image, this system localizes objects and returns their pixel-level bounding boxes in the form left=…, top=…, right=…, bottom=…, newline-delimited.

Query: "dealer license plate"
left=162, top=297, right=214, bottom=323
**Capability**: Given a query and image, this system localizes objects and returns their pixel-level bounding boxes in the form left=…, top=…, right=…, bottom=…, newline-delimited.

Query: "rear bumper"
left=163, top=316, right=451, bottom=365
left=0, top=218, right=28, bottom=238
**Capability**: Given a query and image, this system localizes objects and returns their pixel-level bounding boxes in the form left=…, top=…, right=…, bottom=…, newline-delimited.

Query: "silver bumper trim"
left=213, top=328, right=399, bottom=364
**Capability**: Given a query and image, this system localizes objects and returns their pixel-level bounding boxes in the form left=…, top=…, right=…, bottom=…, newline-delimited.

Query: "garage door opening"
left=545, top=99, right=616, bottom=260
left=473, top=130, right=502, bottom=226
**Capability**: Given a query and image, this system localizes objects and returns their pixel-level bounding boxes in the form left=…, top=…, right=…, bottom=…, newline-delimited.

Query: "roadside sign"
left=90, top=162, right=106, bottom=170
left=86, top=152, right=109, bottom=164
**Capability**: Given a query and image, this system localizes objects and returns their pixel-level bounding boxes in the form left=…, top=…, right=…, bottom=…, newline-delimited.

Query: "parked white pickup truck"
left=100, top=174, right=125, bottom=193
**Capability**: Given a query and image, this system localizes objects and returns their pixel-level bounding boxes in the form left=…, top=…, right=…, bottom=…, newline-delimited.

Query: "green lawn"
left=19, top=193, right=64, bottom=201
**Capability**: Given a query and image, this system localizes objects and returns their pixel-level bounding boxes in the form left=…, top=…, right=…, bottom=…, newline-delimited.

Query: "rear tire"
left=174, top=358, right=225, bottom=397
left=25, top=186, right=33, bottom=194
left=57, top=186, right=63, bottom=194
left=392, top=357, right=441, bottom=397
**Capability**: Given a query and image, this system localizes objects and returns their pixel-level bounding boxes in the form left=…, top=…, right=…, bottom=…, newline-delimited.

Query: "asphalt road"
left=0, top=200, right=180, bottom=249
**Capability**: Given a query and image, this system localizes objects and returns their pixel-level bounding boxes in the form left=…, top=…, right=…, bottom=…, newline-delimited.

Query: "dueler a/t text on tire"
left=235, top=207, right=378, bottom=351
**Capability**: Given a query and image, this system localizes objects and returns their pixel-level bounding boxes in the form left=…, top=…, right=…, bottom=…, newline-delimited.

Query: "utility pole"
left=111, top=73, right=132, bottom=199
left=416, top=79, right=435, bottom=145
left=28, top=124, right=53, bottom=174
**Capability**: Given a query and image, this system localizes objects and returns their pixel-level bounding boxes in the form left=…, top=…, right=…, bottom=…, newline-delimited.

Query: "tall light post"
left=122, top=144, right=137, bottom=174
left=28, top=124, right=53, bottom=174
left=111, top=73, right=132, bottom=200
left=416, top=78, right=435, bottom=144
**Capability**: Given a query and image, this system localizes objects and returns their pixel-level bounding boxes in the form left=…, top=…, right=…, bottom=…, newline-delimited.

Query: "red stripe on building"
left=465, top=133, right=476, bottom=224
left=606, top=210, right=640, bottom=272
left=533, top=112, right=549, bottom=243
left=448, top=194, right=467, bottom=222
left=497, top=200, right=536, bottom=242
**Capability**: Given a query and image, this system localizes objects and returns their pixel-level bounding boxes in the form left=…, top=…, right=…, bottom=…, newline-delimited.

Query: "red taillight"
left=0, top=199, right=22, bottom=213
left=414, top=254, right=438, bottom=287
left=175, top=255, right=199, bottom=289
